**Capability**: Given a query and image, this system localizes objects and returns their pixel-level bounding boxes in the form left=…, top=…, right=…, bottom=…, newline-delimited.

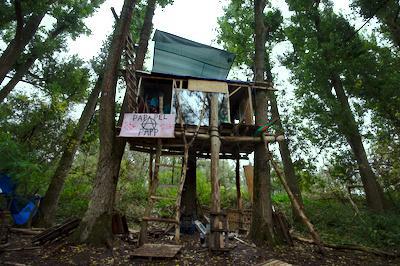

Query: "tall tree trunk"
left=135, top=0, right=156, bottom=70
left=0, top=11, right=47, bottom=84
left=265, top=57, right=303, bottom=220
left=0, top=23, right=66, bottom=102
left=110, top=0, right=157, bottom=198
left=330, top=75, right=387, bottom=212
left=74, top=0, right=136, bottom=246
left=34, top=79, right=102, bottom=227
left=249, top=0, right=276, bottom=246
left=312, top=1, right=387, bottom=212
left=384, top=16, right=400, bottom=48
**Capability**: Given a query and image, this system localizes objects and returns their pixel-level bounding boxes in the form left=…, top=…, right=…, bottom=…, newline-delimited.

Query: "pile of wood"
left=32, top=217, right=80, bottom=246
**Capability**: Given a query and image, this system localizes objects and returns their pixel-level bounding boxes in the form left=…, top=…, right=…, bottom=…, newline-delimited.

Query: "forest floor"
left=1, top=231, right=399, bottom=265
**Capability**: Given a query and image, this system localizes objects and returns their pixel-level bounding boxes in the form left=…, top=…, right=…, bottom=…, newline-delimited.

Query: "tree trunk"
left=249, top=0, right=276, bottom=246
left=330, top=75, right=387, bottom=212
left=0, top=12, right=47, bottom=84
left=111, top=0, right=157, bottom=172
left=265, top=56, right=303, bottom=220
left=73, top=0, right=136, bottom=246
left=0, top=24, right=66, bottom=102
left=135, top=0, right=156, bottom=70
left=311, top=1, right=387, bottom=212
left=181, top=153, right=197, bottom=220
left=34, top=79, right=102, bottom=227
left=108, top=0, right=159, bottom=215
left=385, top=17, right=400, bottom=48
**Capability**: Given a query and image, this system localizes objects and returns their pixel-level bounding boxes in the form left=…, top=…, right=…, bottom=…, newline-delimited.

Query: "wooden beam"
left=229, top=86, right=242, bottom=97
left=174, top=132, right=284, bottom=142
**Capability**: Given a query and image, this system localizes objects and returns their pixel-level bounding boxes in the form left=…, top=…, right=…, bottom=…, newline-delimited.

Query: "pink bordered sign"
left=119, top=113, right=176, bottom=138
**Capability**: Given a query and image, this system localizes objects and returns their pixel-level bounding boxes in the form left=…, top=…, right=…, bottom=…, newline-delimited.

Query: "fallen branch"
left=292, top=234, right=399, bottom=258
left=4, top=262, right=27, bottom=266
left=10, top=228, right=42, bottom=235
left=1, top=246, right=41, bottom=252
left=233, top=236, right=257, bottom=248
left=0, top=242, right=11, bottom=249
left=265, top=142, right=323, bottom=252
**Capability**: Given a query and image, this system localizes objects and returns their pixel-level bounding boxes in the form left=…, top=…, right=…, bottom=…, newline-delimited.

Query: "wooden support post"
left=209, top=93, right=223, bottom=249
left=235, top=157, right=243, bottom=229
left=149, top=153, right=154, bottom=185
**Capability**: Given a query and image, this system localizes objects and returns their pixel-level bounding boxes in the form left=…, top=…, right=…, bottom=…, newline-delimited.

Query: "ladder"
left=124, top=33, right=139, bottom=112
left=139, top=144, right=189, bottom=245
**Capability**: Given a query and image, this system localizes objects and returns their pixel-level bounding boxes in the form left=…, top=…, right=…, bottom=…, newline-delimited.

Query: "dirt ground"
left=1, top=231, right=399, bottom=265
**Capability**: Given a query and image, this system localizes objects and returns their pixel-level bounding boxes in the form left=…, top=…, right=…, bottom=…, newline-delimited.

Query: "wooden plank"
left=229, top=86, right=242, bottom=97
left=150, top=195, right=175, bottom=201
left=243, top=165, right=253, bottom=202
left=247, top=87, right=254, bottom=125
left=188, top=79, right=228, bottom=93
left=131, top=244, right=182, bottom=258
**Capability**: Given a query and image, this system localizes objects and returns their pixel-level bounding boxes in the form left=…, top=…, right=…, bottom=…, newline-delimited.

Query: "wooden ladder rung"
left=142, top=217, right=179, bottom=224
left=150, top=195, right=176, bottom=201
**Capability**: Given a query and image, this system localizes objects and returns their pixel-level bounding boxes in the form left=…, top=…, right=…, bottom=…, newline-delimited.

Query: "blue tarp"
left=0, top=173, right=40, bottom=225
left=0, top=173, right=16, bottom=196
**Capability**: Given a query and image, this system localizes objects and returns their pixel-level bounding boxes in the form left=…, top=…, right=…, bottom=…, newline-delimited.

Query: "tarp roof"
left=152, top=30, right=235, bottom=80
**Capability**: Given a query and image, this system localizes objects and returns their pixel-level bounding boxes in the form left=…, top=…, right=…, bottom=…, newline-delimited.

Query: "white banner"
left=120, top=113, right=176, bottom=138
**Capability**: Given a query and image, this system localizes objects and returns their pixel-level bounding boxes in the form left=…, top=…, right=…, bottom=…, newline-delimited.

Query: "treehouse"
left=120, top=30, right=281, bottom=250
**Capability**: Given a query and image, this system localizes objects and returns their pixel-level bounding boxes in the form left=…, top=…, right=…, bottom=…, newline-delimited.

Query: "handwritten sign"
left=120, top=113, right=176, bottom=138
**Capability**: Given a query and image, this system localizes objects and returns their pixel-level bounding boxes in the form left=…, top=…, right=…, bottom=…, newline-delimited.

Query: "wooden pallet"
left=31, top=217, right=80, bottom=245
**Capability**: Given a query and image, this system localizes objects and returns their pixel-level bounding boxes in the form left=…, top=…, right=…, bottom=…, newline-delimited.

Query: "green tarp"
left=152, top=30, right=235, bottom=80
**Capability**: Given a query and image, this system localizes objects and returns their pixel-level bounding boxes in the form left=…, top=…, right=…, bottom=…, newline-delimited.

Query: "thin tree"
left=34, top=79, right=102, bottom=227
left=285, top=0, right=388, bottom=212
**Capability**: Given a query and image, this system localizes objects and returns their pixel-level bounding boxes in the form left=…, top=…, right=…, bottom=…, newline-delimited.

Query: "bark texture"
left=312, top=1, right=387, bottom=212
left=135, top=0, right=156, bottom=70
left=0, top=24, right=66, bottom=102
left=330, top=75, right=387, bottom=212
left=111, top=0, right=158, bottom=183
left=0, top=4, right=51, bottom=84
left=74, top=0, right=136, bottom=246
left=181, top=153, right=197, bottom=219
left=35, top=80, right=102, bottom=227
left=249, top=0, right=276, bottom=246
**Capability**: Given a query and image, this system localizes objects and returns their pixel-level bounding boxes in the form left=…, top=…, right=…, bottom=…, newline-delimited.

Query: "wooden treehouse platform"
left=121, top=123, right=283, bottom=158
